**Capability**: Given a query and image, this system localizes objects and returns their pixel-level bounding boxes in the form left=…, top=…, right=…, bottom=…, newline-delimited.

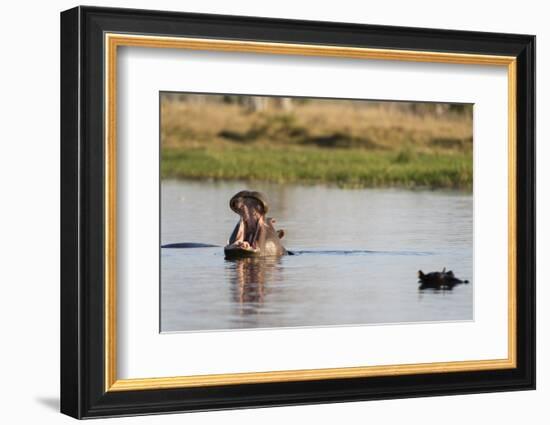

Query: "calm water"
left=161, top=180, right=473, bottom=332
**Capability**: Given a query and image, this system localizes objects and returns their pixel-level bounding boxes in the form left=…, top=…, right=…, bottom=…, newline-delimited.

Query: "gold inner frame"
left=104, top=33, right=517, bottom=392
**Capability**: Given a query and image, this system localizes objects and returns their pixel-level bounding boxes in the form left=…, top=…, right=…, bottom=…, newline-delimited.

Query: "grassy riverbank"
left=162, top=146, right=472, bottom=189
left=161, top=98, right=473, bottom=190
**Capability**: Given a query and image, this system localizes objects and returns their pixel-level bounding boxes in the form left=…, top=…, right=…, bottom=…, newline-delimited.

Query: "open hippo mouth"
left=224, top=191, right=286, bottom=258
left=225, top=191, right=268, bottom=254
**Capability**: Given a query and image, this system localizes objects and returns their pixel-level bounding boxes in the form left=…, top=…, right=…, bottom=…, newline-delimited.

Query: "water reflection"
left=226, top=257, right=282, bottom=311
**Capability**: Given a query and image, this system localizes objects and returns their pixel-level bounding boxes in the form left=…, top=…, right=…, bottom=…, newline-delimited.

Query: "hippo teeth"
left=231, top=217, right=260, bottom=248
left=244, top=220, right=260, bottom=248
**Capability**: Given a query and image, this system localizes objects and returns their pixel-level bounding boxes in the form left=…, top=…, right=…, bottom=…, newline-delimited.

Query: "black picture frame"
left=60, top=5, right=535, bottom=419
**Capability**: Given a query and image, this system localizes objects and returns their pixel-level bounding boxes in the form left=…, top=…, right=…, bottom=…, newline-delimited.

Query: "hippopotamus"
left=224, top=190, right=287, bottom=259
left=417, top=268, right=469, bottom=290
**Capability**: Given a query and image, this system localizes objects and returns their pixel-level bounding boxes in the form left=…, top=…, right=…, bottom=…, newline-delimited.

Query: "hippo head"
left=224, top=191, right=287, bottom=259
left=230, top=190, right=269, bottom=218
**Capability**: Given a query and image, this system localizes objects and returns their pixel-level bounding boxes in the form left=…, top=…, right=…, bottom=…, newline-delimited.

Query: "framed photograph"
left=60, top=6, right=535, bottom=419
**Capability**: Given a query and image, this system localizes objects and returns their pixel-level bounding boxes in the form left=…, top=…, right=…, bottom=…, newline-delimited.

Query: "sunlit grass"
left=160, top=99, right=473, bottom=190
left=162, top=145, right=472, bottom=190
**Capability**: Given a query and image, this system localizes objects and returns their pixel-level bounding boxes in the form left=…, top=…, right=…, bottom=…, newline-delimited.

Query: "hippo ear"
left=277, top=229, right=285, bottom=239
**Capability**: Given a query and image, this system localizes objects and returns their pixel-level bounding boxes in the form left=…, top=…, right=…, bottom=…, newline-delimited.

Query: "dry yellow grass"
left=161, top=98, right=473, bottom=152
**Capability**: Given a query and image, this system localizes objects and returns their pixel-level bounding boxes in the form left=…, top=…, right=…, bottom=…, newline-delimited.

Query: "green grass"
left=160, top=99, right=473, bottom=190
left=161, top=145, right=472, bottom=190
